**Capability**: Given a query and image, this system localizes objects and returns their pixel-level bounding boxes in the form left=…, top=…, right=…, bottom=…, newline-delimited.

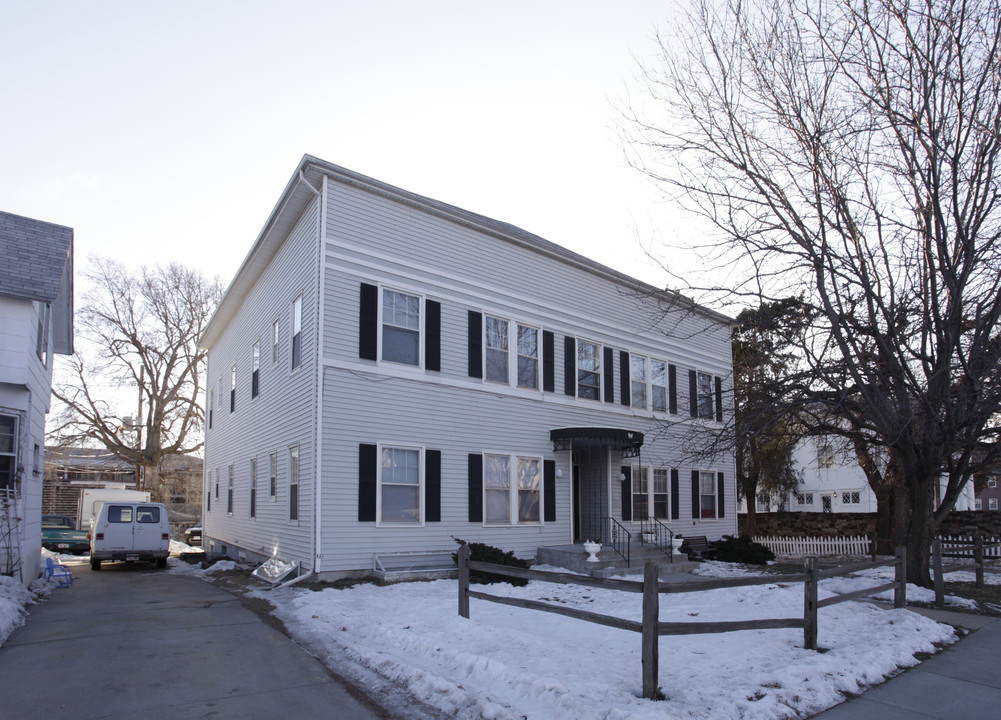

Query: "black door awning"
left=550, top=427, right=644, bottom=456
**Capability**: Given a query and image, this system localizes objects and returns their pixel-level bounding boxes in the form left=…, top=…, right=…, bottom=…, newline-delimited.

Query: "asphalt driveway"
left=0, top=559, right=387, bottom=719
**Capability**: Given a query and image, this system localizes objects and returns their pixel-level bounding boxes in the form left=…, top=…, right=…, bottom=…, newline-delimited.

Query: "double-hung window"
left=207, top=389, right=214, bottom=430
left=484, top=453, right=542, bottom=525
left=699, top=470, right=717, bottom=519
left=632, top=466, right=649, bottom=520
left=651, top=360, right=667, bottom=412
left=697, top=371, right=714, bottom=419
left=485, top=316, right=509, bottom=383
left=817, top=443, right=834, bottom=469
left=292, top=296, right=302, bottom=370
left=250, top=458, right=257, bottom=518
left=252, top=341, right=260, bottom=398
left=991, top=498, right=999, bottom=510
left=36, top=301, right=50, bottom=367
left=631, top=355, right=647, bottom=409
left=0, top=415, right=17, bottom=490
left=272, top=320, right=280, bottom=365
left=517, top=325, right=539, bottom=389
left=577, top=340, right=600, bottom=400
left=380, top=446, right=421, bottom=522
left=269, top=452, right=277, bottom=498
left=653, top=468, right=669, bottom=519
left=382, top=289, right=420, bottom=366
left=227, top=464, right=234, bottom=514
left=230, top=365, right=236, bottom=413
left=289, top=445, right=299, bottom=521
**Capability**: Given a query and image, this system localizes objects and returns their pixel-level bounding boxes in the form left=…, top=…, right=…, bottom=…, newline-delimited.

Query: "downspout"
left=298, top=170, right=323, bottom=574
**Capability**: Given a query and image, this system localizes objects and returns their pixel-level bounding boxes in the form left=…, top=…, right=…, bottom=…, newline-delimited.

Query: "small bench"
left=680, top=535, right=717, bottom=560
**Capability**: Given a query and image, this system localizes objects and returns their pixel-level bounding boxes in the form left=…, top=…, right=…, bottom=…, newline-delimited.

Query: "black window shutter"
left=358, top=444, right=377, bottom=521
left=691, top=470, right=700, bottom=519
left=603, top=347, right=614, bottom=403
left=668, top=364, right=678, bottom=414
left=426, top=300, right=441, bottom=372
left=359, top=284, right=378, bottom=361
left=426, top=450, right=441, bottom=522
left=468, top=453, right=483, bottom=522
left=689, top=369, right=698, bottom=417
left=717, top=471, right=726, bottom=519
left=621, top=466, right=632, bottom=521
left=544, top=459, right=556, bottom=522
left=564, top=336, right=576, bottom=396
left=715, top=376, right=723, bottom=421
left=467, top=311, right=482, bottom=378
left=619, top=350, right=630, bottom=406
left=671, top=468, right=680, bottom=520
left=542, top=330, right=555, bottom=392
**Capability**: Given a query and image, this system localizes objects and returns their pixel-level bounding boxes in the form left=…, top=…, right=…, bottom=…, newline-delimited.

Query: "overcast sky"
left=2, top=1, right=700, bottom=292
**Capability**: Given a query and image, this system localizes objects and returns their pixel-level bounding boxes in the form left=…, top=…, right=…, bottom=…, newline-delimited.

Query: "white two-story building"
left=1, top=211, right=74, bottom=585
left=200, top=156, right=735, bottom=579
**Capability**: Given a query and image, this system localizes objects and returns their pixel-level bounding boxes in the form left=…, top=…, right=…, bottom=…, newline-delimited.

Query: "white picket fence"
left=940, top=535, right=1001, bottom=559
left=753, top=535, right=871, bottom=557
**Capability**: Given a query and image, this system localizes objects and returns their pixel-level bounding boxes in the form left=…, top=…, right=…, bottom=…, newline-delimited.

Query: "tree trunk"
left=144, top=463, right=163, bottom=503
left=901, top=472, right=936, bottom=587
left=744, top=499, right=758, bottom=538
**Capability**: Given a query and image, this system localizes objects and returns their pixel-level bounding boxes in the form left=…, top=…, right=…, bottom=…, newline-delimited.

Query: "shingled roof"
left=0, top=210, right=74, bottom=303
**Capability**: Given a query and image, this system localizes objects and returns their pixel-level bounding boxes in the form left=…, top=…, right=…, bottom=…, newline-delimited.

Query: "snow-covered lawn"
left=233, top=561, right=956, bottom=719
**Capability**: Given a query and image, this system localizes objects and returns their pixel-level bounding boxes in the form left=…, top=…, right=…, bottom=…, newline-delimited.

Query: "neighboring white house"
left=0, top=210, right=74, bottom=585
left=200, top=156, right=736, bottom=579
left=740, top=436, right=975, bottom=515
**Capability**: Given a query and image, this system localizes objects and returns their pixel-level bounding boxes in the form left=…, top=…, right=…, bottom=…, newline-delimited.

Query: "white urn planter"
left=583, top=542, right=602, bottom=563
left=640, top=531, right=656, bottom=544
left=671, top=537, right=684, bottom=555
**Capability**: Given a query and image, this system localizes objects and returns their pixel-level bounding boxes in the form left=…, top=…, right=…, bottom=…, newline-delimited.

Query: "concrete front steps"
left=535, top=543, right=700, bottom=578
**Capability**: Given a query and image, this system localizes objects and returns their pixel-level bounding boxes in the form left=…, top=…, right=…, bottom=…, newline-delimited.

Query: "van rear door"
left=102, top=505, right=136, bottom=551
left=134, top=505, right=166, bottom=551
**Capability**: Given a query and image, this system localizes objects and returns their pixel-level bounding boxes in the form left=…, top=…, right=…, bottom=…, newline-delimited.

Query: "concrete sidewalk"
left=0, top=559, right=388, bottom=720
left=810, top=606, right=1001, bottom=719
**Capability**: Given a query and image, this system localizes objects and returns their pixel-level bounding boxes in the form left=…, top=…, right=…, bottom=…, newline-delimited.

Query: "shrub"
left=713, top=535, right=775, bottom=565
left=452, top=537, right=530, bottom=586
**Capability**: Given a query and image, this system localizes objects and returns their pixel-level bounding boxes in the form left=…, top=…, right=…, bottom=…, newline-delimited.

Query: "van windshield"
left=136, top=507, right=160, bottom=523
left=108, top=506, right=133, bottom=523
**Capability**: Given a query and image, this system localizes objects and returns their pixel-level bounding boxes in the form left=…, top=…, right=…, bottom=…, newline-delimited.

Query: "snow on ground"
left=254, top=561, right=958, bottom=720
left=0, top=573, right=54, bottom=647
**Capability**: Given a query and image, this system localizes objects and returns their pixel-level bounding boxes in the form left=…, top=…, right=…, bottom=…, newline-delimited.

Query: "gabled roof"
left=0, top=210, right=75, bottom=354
left=202, top=155, right=730, bottom=347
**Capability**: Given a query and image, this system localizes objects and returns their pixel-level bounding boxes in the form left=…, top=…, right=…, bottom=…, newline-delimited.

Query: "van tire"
left=91, top=558, right=101, bottom=571
left=155, top=558, right=167, bottom=569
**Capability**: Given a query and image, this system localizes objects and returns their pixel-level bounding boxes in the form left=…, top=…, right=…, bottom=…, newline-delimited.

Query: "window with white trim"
left=250, top=458, right=257, bottom=518
left=230, top=365, right=236, bottom=413
left=577, top=340, right=600, bottom=400
left=632, top=465, right=649, bottom=520
left=821, top=495, right=832, bottom=512
left=227, top=464, right=234, bottom=515
left=796, top=492, right=814, bottom=506
left=485, top=316, right=509, bottom=383
left=756, top=493, right=770, bottom=512
left=35, top=301, right=50, bottom=367
left=292, top=296, right=302, bottom=370
left=697, top=371, right=714, bottom=419
left=988, top=478, right=998, bottom=488
left=379, top=446, right=421, bottom=523
left=252, top=340, right=260, bottom=398
left=699, top=470, right=716, bottom=519
left=631, top=355, right=647, bottom=409
left=484, top=453, right=542, bottom=525
left=269, top=451, right=277, bottom=498
left=0, top=415, right=17, bottom=490
left=817, top=443, right=834, bottom=469
left=990, top=498, right=999, bottom=511
left=651, top=360, right=667, bottom=412
left=382, top=288, right=420, bottom=366
left=517, top=325, right=539, bottom=389
left=842, top=491, right=861, bottom=505
left=208, top=389, right=214, bottom=430
left=289, top=445, right=299, bottom=521
left=272, top=319, right=280, bottom=365
left=976, top=498, right=983, bottom=510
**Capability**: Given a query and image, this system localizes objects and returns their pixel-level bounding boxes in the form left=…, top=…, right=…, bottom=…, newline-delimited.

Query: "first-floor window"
left=990, top=498, right=998, bottom=510
left=976, top=498, right=983, bottom=510
left=214, top=469, right=219, bottom=499
left=653, top=468, right=669, bottom=519
left=842, top=491, right=861, bottom=505
left=632, top=466, right=649, bottom=520
left=289, top=445, right=299, bottom=521
left=0, top=415, right=16, bottom=490
left=699, top=470, right=716, bottom=519
left=250, top=458, right=257, bottom=518
left=796, top=492, right=814, bottom=506
left=484, top=453, right=542, bottom=524
left=756, top=493, right=770, bottom=512
left=380, top=446, right=421, bottom=522
left=252, top=340, right=260, bottom=398
left=269, top=452, right=277, bottom=498
left=292, top=296, right=302, bottom=370
left=227, top=465, right=234, bottom=514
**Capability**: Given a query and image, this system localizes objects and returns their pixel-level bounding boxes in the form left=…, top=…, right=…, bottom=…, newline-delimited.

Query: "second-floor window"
left=269, top=452, right=277, bottom=498
left=289, top=445, right=299, bottom=521
left=382, top=289, right=420, bottom=366
left=227, top=464, right=234, bottom=514
left=252, top=341, right=260, bottom=398
left=697, top=371, right=714, bottom=419
left=631, top=355, right=647, bottom=409
left=272, top=319, right=279, bottom=365
left=651, top=360, right=667, bottom=412
left=517, top=325, right=539, bottom=389
left=250, top=458, right=257, bottom=518
left=817, top=443, right=834, bottom=469
left=230, top=365, right=236, bottom=413
left=485, top=316, right=509, bottom=383
left=577, top=340, right=600, bottom=401
left=292, top=296, right=302, bottom=370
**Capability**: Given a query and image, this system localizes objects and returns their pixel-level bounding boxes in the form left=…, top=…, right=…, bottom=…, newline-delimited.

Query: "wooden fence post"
left=458, top=543, right=470, bottom=619
left=804, top=556, right=818, bottom=651
left=894, top=546, right=907, bottom=609
left=975, top=535, right=985, bottom=588
left=932, top=538, right=944, bottom=608
left=642, top=562, right=660, bottom=700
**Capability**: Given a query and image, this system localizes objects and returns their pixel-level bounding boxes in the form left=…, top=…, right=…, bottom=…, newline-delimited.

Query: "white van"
left=89, top=501, right=170, bottom=570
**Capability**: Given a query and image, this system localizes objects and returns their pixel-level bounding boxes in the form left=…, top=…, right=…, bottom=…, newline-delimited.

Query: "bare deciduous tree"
left=50, top=259, right=223, bottom=503
left=627, top=0, right=1001, bottom=584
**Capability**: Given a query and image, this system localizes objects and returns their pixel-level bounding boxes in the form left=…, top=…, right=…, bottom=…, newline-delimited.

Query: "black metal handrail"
left=639, top=517, right=675, bottom=563
left=603, top=517, right=632, bottom=567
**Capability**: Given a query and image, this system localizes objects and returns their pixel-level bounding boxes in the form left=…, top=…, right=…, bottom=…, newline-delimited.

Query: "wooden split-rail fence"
left=456, top=544, right=906, bottom=701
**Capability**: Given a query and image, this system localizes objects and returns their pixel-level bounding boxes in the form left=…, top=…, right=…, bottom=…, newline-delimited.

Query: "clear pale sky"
left=2, top=0, right=697, bottom=291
